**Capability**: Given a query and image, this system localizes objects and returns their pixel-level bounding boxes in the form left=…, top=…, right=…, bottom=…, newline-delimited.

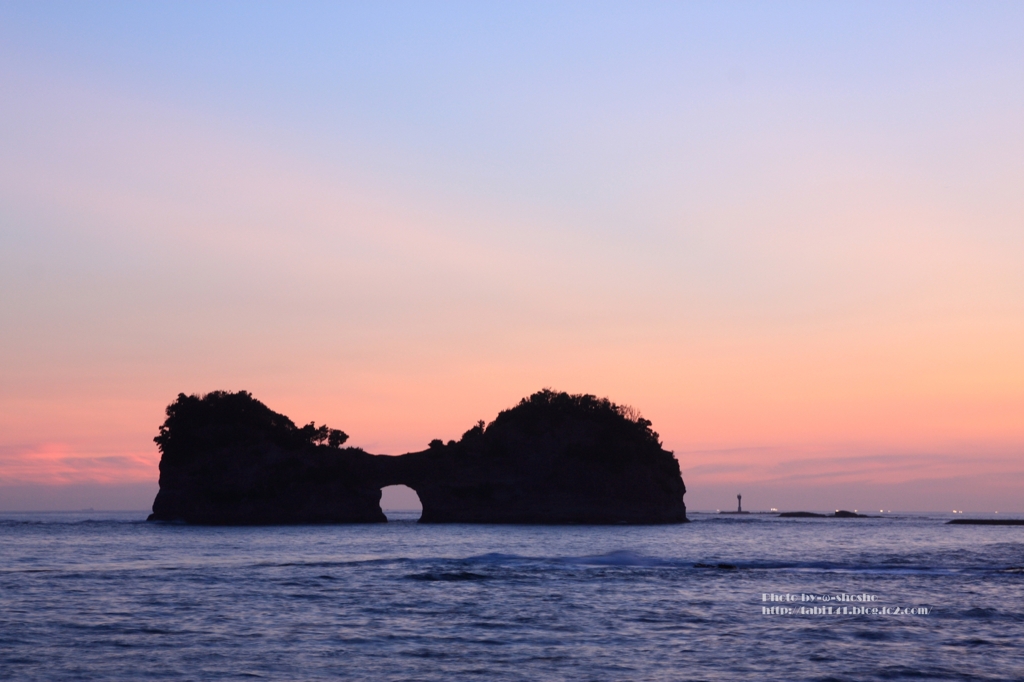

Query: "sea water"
left=1, top=511, right=1022, bottom=681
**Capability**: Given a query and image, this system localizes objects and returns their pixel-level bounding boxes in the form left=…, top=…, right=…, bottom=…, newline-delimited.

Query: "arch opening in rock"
left=380, top=484, right=422, bottom=521
left=148, top=389, right=687, bottom=525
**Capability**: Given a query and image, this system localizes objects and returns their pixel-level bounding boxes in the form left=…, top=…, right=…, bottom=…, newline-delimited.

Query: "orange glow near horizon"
left=0, top=443, right=158, bottom=486
left=1, top=4, right=1021, bottom=512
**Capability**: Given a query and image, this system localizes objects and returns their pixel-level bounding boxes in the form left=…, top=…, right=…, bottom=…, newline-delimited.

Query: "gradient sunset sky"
left=1, top=1, right=1021, bottom=512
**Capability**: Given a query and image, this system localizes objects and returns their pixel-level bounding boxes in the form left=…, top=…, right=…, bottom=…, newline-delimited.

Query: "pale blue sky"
left=1, top=1, right=1022, bottom=511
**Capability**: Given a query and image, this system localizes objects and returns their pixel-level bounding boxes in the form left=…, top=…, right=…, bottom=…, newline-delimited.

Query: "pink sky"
left=1, top=3, right=1021, bottom=512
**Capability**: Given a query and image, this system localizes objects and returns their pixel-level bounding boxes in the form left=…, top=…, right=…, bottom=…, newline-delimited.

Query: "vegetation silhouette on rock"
left=149, top=389, right=688, bottom=525
left=400, top=389, right=687, bottom=523
left=150, top=391, right=383, bottom=524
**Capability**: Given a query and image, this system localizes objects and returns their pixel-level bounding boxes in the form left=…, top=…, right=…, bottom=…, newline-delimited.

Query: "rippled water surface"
left=2, top=511, right=1023, bottom=680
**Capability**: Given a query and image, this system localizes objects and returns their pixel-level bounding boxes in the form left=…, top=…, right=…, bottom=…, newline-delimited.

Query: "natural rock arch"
left=379, top=484, right=422, bottom=518
left=149, top=390, right=688, bottom=525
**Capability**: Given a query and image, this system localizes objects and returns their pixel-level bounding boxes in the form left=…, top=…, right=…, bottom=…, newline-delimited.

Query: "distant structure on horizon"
left=719, top=493, right=749, bottom=515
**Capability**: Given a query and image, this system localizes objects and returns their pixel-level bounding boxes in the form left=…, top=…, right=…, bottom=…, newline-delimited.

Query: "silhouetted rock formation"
left=149, top=391, right=385, bottom=524
left=777, top=510, right=874, bottom=518
left=389, top=390, right=688, bottom=524
left=149, top=389, right=688, bottom=525
left=947, top=519, right=1024, bottom=525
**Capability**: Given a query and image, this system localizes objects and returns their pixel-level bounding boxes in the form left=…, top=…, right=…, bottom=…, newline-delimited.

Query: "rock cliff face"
left=149, top=389, right=688, bottom=525
left=149, top=391, right=385, bottom=524
left=387, top=390, right=687, bottom=524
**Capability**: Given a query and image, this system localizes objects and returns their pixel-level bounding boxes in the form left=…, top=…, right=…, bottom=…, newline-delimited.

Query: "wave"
left=4, top=545, right=1016, bottom=577
left=458, top=551, right=993, bottom=574
left=194, top=550, right=1024, bottom=575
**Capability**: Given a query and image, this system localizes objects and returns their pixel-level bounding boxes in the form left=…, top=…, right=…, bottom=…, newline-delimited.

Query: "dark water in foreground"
left=1, top=511, right=1022, bottom=681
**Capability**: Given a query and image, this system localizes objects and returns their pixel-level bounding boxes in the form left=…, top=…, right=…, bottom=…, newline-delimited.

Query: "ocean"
left=1, top=510, right=1022, bottom=681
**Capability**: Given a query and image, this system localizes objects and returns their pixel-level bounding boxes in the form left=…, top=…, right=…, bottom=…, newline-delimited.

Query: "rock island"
left=148, top=389, right=688, bottom=525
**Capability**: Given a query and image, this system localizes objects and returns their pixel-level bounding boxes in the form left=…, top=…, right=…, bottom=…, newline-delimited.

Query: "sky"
left=1, top=1, right=1022, bottom=513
